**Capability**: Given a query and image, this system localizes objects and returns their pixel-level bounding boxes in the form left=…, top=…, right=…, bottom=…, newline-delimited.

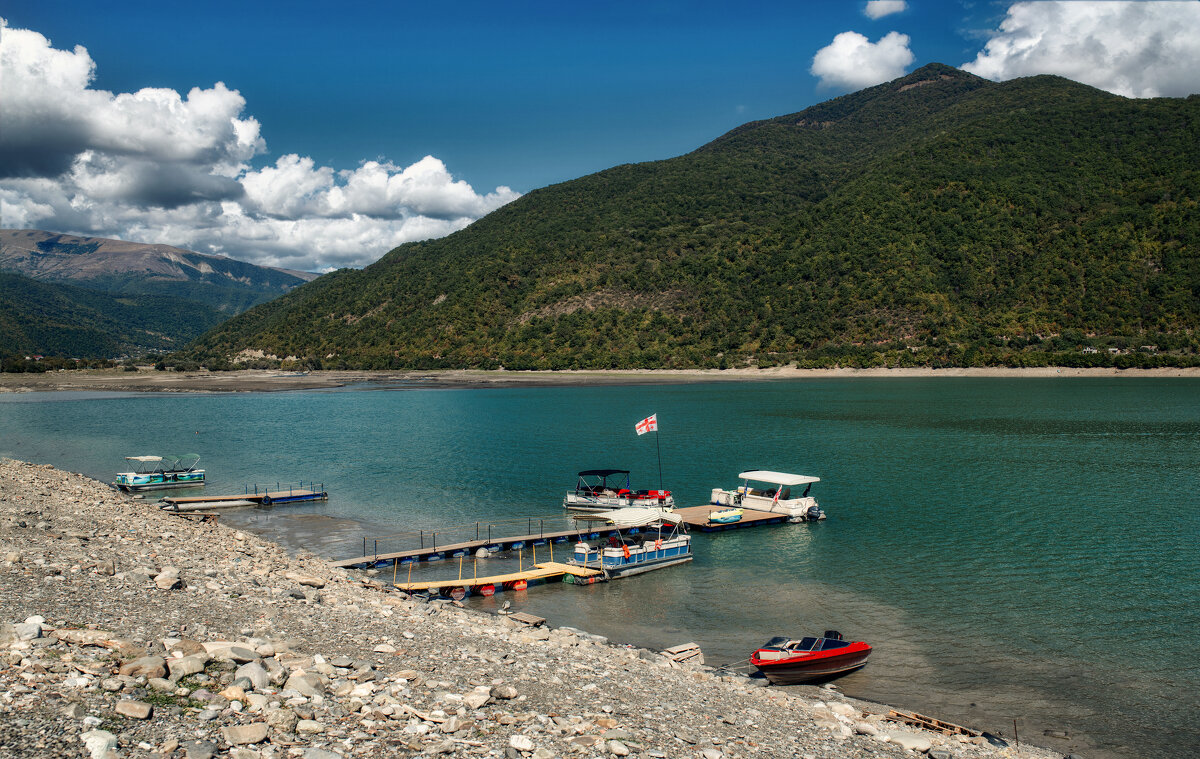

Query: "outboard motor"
left=822, top=630, right=843, bottom=641
left=806, top=504, right=824, bottom=521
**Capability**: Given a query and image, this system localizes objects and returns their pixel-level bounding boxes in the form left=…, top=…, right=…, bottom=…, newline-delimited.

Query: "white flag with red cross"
left=635, top=414, right=658, bottom=435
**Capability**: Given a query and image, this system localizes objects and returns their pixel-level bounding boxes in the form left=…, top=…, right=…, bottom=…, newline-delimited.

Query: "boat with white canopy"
left=710, top=470, right=824, bottom=522
left=115, top=454, right=205, bottom=492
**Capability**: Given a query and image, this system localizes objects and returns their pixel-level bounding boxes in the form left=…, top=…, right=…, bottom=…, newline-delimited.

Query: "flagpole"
left=656, top=426, right=663, bottom=491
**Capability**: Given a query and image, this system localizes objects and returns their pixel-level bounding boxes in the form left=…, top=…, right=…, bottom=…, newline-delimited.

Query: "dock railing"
left=244, top=481, right=326, bottom=497
left=359, top=514, right=598, bottom=561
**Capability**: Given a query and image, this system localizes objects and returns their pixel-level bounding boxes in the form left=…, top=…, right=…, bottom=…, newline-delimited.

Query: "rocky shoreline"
left=0, top=458, right=1065, bottom=759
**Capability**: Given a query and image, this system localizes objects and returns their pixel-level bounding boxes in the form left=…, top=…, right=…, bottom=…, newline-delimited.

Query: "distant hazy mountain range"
left=0, top=230, right=317, bottom=314
left=187, top=63, right=1200, bottom=370
left=0, top=230, right=317, bottom=359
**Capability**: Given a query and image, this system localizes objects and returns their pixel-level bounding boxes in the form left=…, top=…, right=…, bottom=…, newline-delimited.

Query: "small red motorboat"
left=750, top=630, right=871, bottom=685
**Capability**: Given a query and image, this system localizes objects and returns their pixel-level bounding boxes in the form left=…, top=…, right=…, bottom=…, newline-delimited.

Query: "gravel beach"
left=0, top=457, right=1065, bottom=759
left=0, top=366, right=1195, bottom=395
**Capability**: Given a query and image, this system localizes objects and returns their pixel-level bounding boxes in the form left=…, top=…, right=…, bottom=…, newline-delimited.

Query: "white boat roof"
left=738, top=470, right=820, bottom=486
left=575, top=508, right=683, bottom=527
left=125, top=456, right=163, bottom=462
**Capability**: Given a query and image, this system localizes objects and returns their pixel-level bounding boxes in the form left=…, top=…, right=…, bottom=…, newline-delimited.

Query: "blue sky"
left=3, top=1, right=1000, bottom=191
left=2, top=1, right=1198, bottom=270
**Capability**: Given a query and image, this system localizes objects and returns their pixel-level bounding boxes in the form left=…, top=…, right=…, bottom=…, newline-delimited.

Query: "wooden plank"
left=661, top=642, right=704, bottom=664
left=167, top=512, right=220, bottom=524
left=508, top=612, right=545, bottom=627
left=886, top=710, right=981, bottom=737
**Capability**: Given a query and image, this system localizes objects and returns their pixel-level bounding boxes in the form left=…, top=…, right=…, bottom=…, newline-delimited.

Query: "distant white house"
left=1081, top=347, right=1098, bottom=354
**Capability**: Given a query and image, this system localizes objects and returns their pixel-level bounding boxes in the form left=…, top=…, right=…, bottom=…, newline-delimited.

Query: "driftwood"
left=886, top=709, right=981, bottom=737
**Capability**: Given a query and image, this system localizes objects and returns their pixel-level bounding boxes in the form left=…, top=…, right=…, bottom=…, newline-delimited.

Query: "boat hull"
left=710, top=488, right=822, bottom=522
left=563, top=494, right=675, bottom=512
left=115, top=473, right=205, bottom=492
left=568, top=535, right=692, bottom=578
left=604, top=554, right=693, bottom=577
left=752, top=646, right=871, bottom=685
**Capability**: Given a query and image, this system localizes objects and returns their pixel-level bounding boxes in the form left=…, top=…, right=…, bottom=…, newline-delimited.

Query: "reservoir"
left=1, top=377, right=1196, bottom=759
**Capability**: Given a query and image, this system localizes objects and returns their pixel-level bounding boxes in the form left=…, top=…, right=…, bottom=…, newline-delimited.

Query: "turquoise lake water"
left=1, top=378, right=1196, bottom=758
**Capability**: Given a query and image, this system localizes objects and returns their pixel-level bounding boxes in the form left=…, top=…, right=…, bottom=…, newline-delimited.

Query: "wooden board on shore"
left=887, top=709, right=981, bottom=737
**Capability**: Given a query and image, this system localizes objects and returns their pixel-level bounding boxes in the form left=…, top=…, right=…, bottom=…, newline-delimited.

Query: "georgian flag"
left=635, top=414, right=658, bottom=435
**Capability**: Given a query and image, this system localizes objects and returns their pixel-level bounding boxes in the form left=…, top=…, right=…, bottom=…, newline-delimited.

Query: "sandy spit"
left=1, top=365, right=1196, bottom=394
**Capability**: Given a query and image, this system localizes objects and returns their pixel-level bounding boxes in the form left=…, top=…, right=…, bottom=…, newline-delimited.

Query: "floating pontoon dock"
left=160, top=482, right=327, bottom=511
left=672, top=505, right=791, bottom=531
left=392, top=561, right=601, bottom=593
left=331, top=515, right=648, bottom=570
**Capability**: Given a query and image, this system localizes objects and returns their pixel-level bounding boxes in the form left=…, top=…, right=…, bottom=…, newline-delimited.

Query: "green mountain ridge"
left=0, top=271, right=226, bottom=359
left=186, top=64, right=1200, bottom=369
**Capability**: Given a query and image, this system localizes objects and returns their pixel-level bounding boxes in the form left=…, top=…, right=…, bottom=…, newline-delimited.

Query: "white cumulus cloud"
left=811, top=31, right=915, bottom=90
left=0, top=18, right=520, bottom=271
left=962, top=1, right=1200, bottom=97
left=864, top=1, right=908, bottom=20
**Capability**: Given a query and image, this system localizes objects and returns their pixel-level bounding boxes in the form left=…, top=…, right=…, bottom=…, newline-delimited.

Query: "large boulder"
left=283, top=672, right=324, bottom=697
left=221, top=723, right=268, bottom=745
left=119, top=656, right=167, bottom=679
left=167, top=654, right=208, bottom=679
left=235, top=661, right=270, bottom=691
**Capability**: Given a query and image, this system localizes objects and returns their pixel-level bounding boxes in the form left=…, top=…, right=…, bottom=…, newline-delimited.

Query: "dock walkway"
left=672, top=504, right=791, bottom=531
left=331, top=514, right=665, bottom=569
left=161, top=484, right=327, bottom=511
left=392, top=561, right=600, bottom=592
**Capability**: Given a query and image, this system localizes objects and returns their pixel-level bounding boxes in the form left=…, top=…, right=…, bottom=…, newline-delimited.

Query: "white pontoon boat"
left=568, top=509, right=692, bottom=578
left=710, top=470, right=824, bottom=522
left=563, top=469, right=674, bottom=513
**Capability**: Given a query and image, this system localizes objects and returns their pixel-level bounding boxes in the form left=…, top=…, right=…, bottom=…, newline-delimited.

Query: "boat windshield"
left=794, top=637, right=819, bottom=651
left=819, top=638, right=851, bottom=651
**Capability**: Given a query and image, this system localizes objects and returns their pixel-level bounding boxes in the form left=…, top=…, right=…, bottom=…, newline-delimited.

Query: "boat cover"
left=574, top=508, right=682, bottom=527
left=577, top=469, right=631, bottom=477
left=738, top=470, right=820, bottom=486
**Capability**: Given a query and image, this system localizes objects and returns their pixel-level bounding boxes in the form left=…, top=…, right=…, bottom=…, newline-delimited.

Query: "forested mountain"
left=185, top=64, right=1200, bottom=370
left=0, top=272, right=225, bottom=359
left=0, top=230, right=316, bottom=315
